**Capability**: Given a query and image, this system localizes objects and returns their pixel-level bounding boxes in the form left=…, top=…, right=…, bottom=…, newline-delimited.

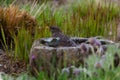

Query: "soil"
left=0, top=49, right=27, bottom=76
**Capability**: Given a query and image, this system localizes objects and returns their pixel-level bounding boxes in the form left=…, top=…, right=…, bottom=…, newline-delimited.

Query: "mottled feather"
left=49, top=26, right=76, bottom=47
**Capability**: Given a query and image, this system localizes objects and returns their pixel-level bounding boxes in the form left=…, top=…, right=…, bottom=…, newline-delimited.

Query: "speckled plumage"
left=49, top=26, right=77, bottom=47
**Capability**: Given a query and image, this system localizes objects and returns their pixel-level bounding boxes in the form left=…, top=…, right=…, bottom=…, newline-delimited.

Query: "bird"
left=49, top=26, right=77, bottom=47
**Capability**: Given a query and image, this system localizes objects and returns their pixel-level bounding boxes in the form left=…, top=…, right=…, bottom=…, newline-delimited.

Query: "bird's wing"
left=59, top=32, right=70, bottom=40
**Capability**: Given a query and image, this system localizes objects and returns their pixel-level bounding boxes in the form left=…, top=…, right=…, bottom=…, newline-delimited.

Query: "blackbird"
left=49, top=26, right=77, bottom=47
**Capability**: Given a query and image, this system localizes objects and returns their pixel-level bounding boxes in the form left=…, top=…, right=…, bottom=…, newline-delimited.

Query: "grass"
left=0, top=0, right=120, bottom=80
left=13, top=28, right=32, bottom=62
left=34, top=0, right=119, bottom=38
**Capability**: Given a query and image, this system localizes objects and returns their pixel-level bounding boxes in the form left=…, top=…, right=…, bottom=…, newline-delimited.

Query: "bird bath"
left=29, top=37, right=114, bottom=76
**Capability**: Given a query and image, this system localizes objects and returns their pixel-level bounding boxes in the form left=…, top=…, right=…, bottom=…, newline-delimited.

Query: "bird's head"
left=49, top=26, right=62, bottom=33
